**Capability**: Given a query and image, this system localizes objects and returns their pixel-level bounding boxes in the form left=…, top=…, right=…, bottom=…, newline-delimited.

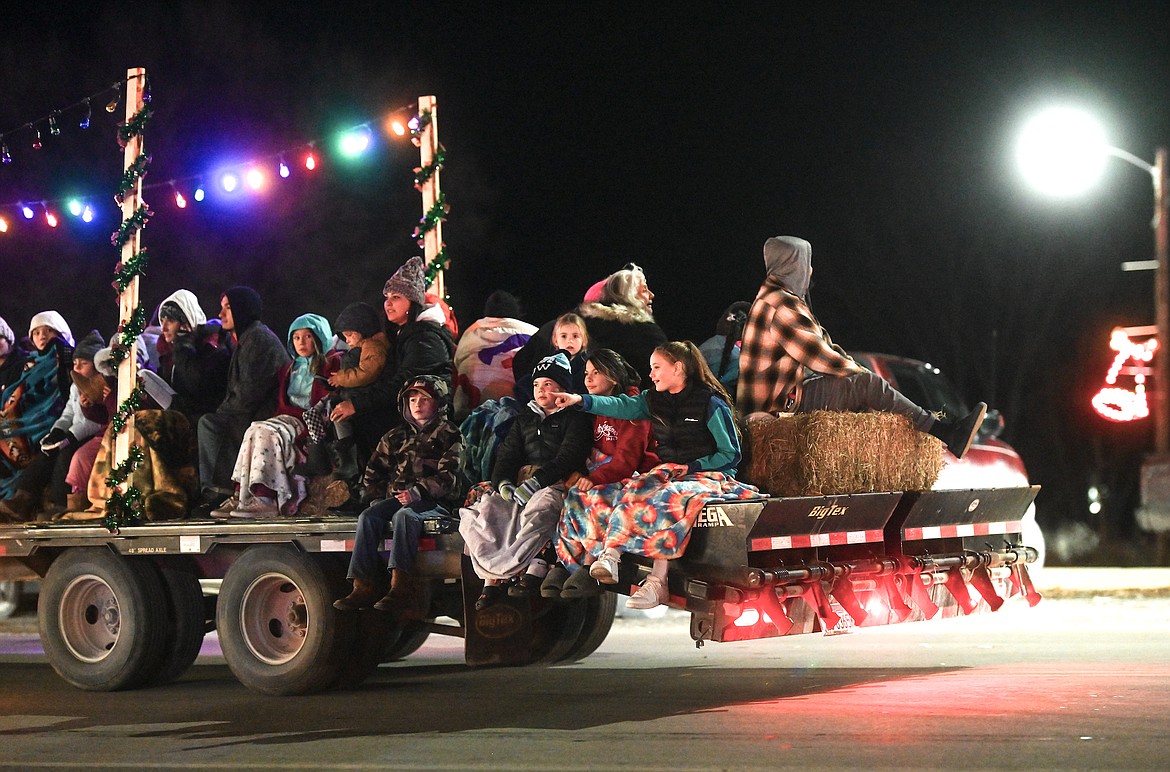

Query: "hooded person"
left=0, top=311, right=74, bottom=508
left=699, top=300, right=752, bottom=391
left=333, top=374, right=464, bottom=617
left=210, top=312, right=341, bottom=519
left=194, top=285, right=292, bottom=514
left=737, top=235, right=987, bottom=459
left=155, top=289, right=231, bottom=432
left=0, top=328, right=108, bottom=520
left=0, top=314, right=29, bottom=396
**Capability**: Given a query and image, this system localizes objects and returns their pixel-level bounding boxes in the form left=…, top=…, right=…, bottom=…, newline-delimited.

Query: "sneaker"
left=540, top=565, right=571, bottom=598
left=209, top=496, right=240, bottom=519
left=626, top=576, right=668, bottom=610
left=589, top=553, right=621, bottom=584
left=230, top=497, right=278, bottom=519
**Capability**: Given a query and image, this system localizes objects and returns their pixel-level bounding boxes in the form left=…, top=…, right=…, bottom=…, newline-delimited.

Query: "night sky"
left=2, top=2, right=1169, bottom=545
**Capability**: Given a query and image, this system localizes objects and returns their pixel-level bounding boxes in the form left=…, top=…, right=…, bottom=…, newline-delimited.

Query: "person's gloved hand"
left=40, top=428, right=72, bottom=451
left=513, top=477, right=542, bottom=507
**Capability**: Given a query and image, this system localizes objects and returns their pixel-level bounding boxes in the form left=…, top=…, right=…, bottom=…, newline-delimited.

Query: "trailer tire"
left=382, top=626, right=431, bottom=661
left=38, top=548, right=169, bottom=691
left=333, top=609, right=396, bottom=689
left=559, top=591, right=617, bottom=662
left=146, top=562, right=207, bottom=685
left=216, top=546, right=354, bottom=695
left=530, top=596, right=587, bottom=664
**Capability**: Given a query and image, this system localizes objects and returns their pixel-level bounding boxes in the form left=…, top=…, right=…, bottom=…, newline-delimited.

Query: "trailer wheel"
left=382, top=627, right=431, bottom=661
left=559, top=591, right=617, bottom=662
left=146, top=562, right=207, bottom=685
left=216, top=546, right=354, bottom=695
left=0, top=580, right=21, bottom=620
left=38, top=548, right=169, bottom=691
left=529, top=597, right=587, bottom=664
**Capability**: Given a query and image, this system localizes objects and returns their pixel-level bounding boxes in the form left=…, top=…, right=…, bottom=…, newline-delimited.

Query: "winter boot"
left=0, top=490, right=39, bottom=523
left=333, top=578, right=379, bottom=611
left=293, top=442, right=333, bottom=477
left=374, top=569, right=424, bottom=621
left=66, top=491, right=91, bottom=513
left=330, top=438, right=360, bottom=482
left=929, top=402, right=987, bottom=460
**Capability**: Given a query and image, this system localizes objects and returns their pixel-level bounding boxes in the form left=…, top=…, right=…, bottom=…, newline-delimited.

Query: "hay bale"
left=744, top=411, right=943, bottom=496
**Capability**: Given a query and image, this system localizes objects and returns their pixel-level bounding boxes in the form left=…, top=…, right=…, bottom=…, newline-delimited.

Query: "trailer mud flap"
left=461, top=555, right=534, bottom=667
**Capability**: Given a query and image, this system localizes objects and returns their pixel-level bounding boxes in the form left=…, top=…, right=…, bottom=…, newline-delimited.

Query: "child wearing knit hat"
left=458, top=351, right=594, bottom=610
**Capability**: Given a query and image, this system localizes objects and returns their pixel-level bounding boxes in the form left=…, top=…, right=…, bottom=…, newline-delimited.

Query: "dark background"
left=2, top=2, right=1168, bottom=556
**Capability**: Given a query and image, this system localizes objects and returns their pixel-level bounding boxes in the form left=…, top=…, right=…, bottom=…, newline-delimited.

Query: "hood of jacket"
left=28, top=310, right=74, bottom=347
left=762, top=236, right=812, bottom=299
left=577, top=300, right=655, bottom=325
left=399, top=374, right=450, bottom=429
left=158, top=289, right=208, bottom=329
left=287, top=313, right=333, bottom=357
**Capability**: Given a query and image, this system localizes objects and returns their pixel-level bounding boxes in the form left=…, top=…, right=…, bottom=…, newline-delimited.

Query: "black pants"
left=18, top=445, right=76, bottom=506
left=799, top=371, right=934, bottom=432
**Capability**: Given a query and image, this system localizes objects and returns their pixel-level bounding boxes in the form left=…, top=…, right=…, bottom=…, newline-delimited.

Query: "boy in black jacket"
left=458, top=351, right=592, bottom=609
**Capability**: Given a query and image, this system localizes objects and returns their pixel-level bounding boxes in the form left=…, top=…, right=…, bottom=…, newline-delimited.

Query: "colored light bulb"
left=194, top=185, right=205, bottom=202
left=305, top=152, right=317, bottom=171
left=82, top=206, right=94, bottom=223
left=221, top=172, right=239, bottom=193
left=279, top=160, right=290, bottom=178
left=175, top=190, right=187, bottom=208
left=0, top=218, right=7, bottom=233
left=21, top=205, right=34, bottom=219
left=67, top=200, right=83, bottom=217
left=246, top=168, right=264, bottom=190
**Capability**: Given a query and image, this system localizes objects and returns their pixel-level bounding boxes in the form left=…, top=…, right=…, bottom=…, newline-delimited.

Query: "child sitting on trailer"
left=333, top=375, right=463, bottom=619
left=459, top=351, right=593, bottom=609
left=554, top=341, right=758, bottom=609
left=542, top=348, right=659, bottom=598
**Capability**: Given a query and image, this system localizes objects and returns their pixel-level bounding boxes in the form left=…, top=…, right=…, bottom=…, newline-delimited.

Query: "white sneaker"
left=589, top=553, right=621, bottom=584
left=231, top=497, right=278, bottom=518
left=625, top=576, right=668, bottom=610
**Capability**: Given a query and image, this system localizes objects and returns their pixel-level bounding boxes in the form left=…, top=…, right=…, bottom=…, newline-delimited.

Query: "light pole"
left=1017, top=107, right=1170, bottom=562
left=1016, top=107, right=1169, bottom=452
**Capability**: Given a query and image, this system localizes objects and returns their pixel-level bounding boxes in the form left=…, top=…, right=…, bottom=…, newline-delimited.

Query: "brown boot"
left=66, top=492, right=91, bottom=513
left=332, top=578, right=379, bottom=611
left=374, top=569, right=424, bottom=620
left=0, top=490, right=38, bottom=523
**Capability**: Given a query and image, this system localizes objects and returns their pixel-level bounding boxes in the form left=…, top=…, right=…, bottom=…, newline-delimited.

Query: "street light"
left=1016, top=106, right=1169, bottom=453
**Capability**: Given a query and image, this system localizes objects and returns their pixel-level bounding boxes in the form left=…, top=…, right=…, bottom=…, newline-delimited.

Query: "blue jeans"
left=799, top=370, right=934, bottom=431
left=346, top=498, right=448, bottom=580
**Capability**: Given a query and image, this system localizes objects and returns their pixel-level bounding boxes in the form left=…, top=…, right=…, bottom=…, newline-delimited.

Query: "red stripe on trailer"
left=904, top=520, right=1023, bottom=540
left=749, top=529, right=883, bottom=552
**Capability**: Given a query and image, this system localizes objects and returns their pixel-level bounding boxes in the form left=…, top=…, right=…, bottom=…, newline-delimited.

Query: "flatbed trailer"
left=0, top=484, right=1040, bottom=695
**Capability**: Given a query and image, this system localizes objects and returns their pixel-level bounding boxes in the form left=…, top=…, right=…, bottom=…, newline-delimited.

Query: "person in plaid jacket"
left=737, top=235, right=986, bottom=459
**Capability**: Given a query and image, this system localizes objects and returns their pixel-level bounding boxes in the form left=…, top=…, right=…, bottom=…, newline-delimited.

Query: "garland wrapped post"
left=415, top=96, right=448, bottom=298
left=105, top=67, right=150, bottom=532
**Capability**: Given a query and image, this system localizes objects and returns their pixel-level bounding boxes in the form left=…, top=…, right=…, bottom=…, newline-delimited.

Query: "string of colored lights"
left=0, top=97, right=424, bottom=235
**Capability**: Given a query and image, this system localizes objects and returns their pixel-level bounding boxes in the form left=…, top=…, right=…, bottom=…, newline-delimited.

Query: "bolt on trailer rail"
left=0, top=482, right=1040, bottom=695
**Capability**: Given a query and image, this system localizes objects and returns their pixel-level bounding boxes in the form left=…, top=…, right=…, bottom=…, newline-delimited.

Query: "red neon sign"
left=1092, top=328, right=1157, bottom=422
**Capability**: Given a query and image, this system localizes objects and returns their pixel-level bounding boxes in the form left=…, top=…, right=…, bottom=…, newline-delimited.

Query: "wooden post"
left=417, top=95, right=444, bottom=299
left=113, top=68, right=145, bottom=471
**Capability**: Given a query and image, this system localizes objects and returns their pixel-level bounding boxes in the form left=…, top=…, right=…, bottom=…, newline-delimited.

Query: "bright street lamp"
left=1016, top=107, right=1169, bottom=453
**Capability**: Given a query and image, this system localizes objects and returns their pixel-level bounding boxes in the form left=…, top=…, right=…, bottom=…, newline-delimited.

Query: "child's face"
left=406, top=390, right=438, bottom=424
left=31, top=326, right=57, bottom=351
left=584, top=360, right=617, bottom=396
left=532, top=376, right=564, bottom=411
left=291, top=329, right=318, bottom=358
left=73, top=359, right=96, bottom=378
left=160, top=317, right=188, bottom=343
left=553, top=323, right=584, bottom=356
left=340, top=330, right=363, bottom=348
left=649, top=351, right=686, bottom=394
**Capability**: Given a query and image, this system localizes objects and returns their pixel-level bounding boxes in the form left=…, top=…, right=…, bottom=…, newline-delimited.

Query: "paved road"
left=1, top=570, right=1168, bottom=770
